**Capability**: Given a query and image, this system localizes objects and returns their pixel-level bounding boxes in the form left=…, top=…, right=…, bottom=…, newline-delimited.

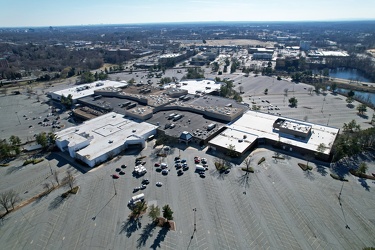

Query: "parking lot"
left=1, top=139, right=374, bottom=249
left=0, top=90, right=73, bottom=143
left=1, top=66, right=375, bottom=249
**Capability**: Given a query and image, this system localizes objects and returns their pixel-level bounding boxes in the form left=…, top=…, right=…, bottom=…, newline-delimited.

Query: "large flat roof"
left=52, top=80, right=127, bottom=100
left=209, top=110, right=339, bottom=155
left=55, top=112, right=157, bottom=161
left=162, top=79, right=222, bottom=95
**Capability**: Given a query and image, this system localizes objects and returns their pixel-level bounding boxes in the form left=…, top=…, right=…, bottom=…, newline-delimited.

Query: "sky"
left=1, top=0, right=375, bottom=27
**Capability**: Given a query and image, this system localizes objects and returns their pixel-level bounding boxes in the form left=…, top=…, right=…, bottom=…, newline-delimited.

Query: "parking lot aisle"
left=226, top=170, right=272, bottom=249
left=67, top=171, right=118, bottom=249
left=36, top=192, right=73, bottom=250
left=250, top=168, right=302, bottom=250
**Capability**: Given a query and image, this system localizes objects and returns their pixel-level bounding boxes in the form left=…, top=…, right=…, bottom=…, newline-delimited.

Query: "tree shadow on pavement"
left=358, top=178, right=371, bottom=191
left=120, top=218, right=142, bottom=238
left=150, top=227, right=169, bottom=250
left=237, top=173, right=250, bottom=189
left=316, top=164, right=328, bottom=176
left=304, top=170, right=315, bottom=181
left=6, top=166, right=24, bottom=175
left=48, top=195, right=66, bottom=210
left=210, top=169, right=225, bottom=180
left=137, top=222, right=157, bottom=248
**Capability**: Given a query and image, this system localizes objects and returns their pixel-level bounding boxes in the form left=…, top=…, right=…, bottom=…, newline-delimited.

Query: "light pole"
left=327, top=114, right=331, bottom=126
left=15, top=112, right=21, bottom=125
left=193, top=208, right=197, bottom=232
left=321, top=96, right=326, bottom=113
left=112, top=178, right=117, bottom=195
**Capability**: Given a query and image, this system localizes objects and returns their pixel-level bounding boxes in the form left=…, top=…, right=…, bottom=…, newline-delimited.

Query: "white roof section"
left=55, top=112, right=157, bottom=161
left=174, top=79, right=222, bottom=95
left=210, top=111, right=339, bottom=155
left=53, top=80, right=127, bottom=100
left=159, top=53, right=181, bottom=58
left=209, top=128, right=258, bottom=154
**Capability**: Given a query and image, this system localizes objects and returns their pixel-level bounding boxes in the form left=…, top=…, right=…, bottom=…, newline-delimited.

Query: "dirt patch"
left=156, top=217, right=176, bottom=231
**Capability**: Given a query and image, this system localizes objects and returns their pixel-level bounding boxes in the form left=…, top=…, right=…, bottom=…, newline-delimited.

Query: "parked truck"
left=195, top=165, right=206, bottom=172
left=128, top=193, right=145, bottom=206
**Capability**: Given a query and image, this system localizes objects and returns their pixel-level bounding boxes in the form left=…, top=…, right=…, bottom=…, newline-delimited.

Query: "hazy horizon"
left=2, top=0, right=375, bottom=28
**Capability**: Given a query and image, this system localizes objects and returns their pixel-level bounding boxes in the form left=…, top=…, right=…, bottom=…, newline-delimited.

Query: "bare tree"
left=0, top=191, right=11, bottom=213
left=63, top=171, right=76, bottom=191
left=0, top=190, right=19, bottom=212
left=43, top=182, right=51, bottom=192
left=9, top=190, right=20, bottom=210
left=243, top=156, right=252, bottom=172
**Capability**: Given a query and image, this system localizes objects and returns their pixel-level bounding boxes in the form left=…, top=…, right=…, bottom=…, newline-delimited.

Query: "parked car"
left=174, top=156, right=180, bottom=161
left=133, top=187, right=140, bottom=192
left=140, top=184, right=147, bottom=190
left=116, top=168, right=121, bottom=172
left=177, top=170, right=183, bottom=176
left=112, top=174, right=119, bottom=179
left=183, top=165, right=189, bottom=171
left=201, top=158, right=207, bottom=164
left=162, top=169, right=169, bottom=175
left=121, top=164, right=127, bottom=169
left=175, top=163, right=182, bottom=169
left=161, top=163, right=168, bottom=169
left=194, top=158, right=201, bottom=164
left=199, top=172, right=206, bottom=178
left=154, top=163, right=160, bottom=167
left=119, top=171, right=125, bottom=175
left=156, top=182, right=163, bottom=187
left=142, top=179, right=150, bottom=185
left=181, top=159, right=187, bottom=163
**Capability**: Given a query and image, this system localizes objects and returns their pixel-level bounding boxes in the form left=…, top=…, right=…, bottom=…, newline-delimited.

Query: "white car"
left=156, top=182, right=163, bottom=187
left=161, top=163, right=168, bottom=169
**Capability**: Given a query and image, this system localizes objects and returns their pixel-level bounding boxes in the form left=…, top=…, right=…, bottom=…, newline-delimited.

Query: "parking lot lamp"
left=193, top=208, right=197, bottom=232
left=327, top=114, right=331, bottom=126
left=15, top=112, right=21, bottom=125
left=112, top=178, right=117, bottom=195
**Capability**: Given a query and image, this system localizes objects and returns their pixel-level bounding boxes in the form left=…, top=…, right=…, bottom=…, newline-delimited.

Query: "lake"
left=329, top=68, right=371, bottom=83
left=337, top=88, right=375, bottom=106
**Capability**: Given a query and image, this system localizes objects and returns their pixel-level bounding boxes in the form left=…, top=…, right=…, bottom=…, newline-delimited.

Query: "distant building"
left=252, top=53, right=273, bottom=60
left=300, top=41, right=311, bottom=51
left=50, top=80, right=127, bottom=103
left=158, top=50, right=195, bottom=66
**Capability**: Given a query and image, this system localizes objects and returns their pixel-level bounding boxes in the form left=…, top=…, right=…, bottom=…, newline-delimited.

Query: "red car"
left=194, top=158, right=201, bottom=164
left=112, top=174, right=119, bottom=179
left=154, top=163, right=160, bottom=167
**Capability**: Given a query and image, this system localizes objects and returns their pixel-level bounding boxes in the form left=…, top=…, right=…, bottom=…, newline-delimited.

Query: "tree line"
left=332, top=121, right=375, bottom=162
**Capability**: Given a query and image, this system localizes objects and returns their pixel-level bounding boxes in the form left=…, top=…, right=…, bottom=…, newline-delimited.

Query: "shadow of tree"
left=136, top=222, right=157, bottom=248
left=237, top=173, right=250, bottom=188
left=358, top=178, right=370, bottom=191
left=316, top=164, right=328, bottom=176
left=0, top=213, right=11, bottom=227
left=357, top=113, right=368, bottom=119
left=150, top=227, right=169, bottom=249
left=119, top=218, right=142, bottom=238
left=6, top=166, right=24, bottom=175
left=209, top=169, right=225, bottom=180
left=48, top=195, right=66, bottom=210
left=304, top=170, right=315, bottom=181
